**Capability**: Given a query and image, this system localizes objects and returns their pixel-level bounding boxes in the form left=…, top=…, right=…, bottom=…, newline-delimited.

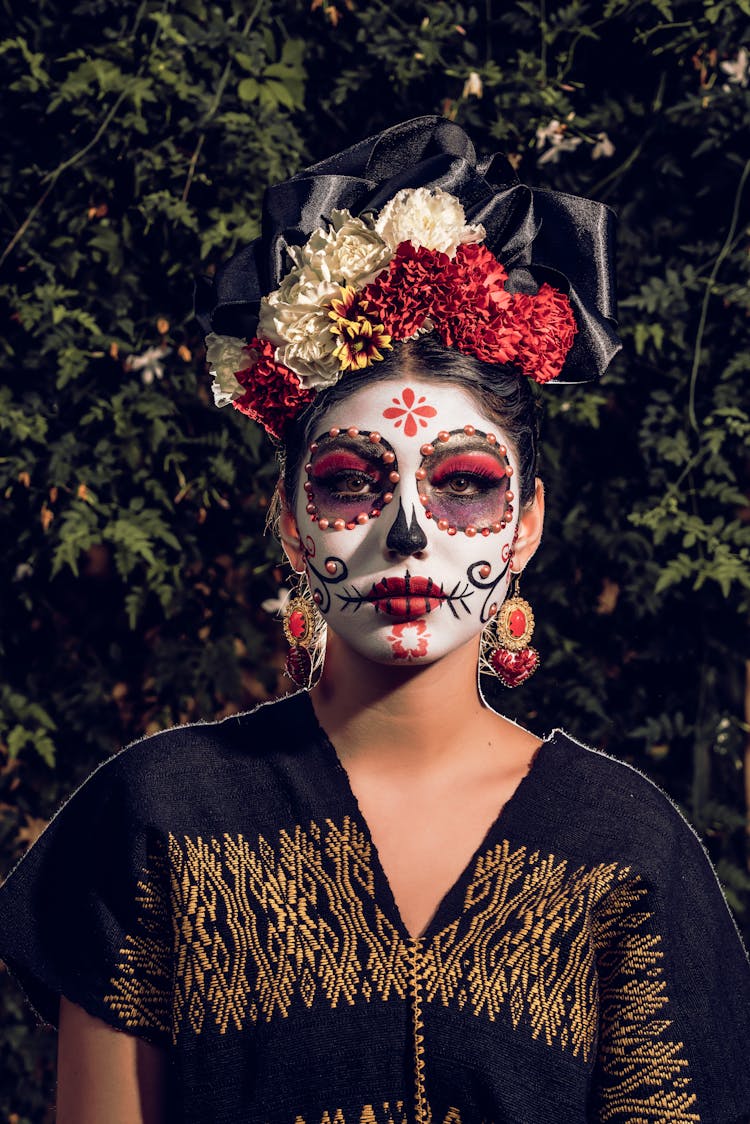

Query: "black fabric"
left=195, top=116, right=621, bottom=384
left=1, top=692, right=749, bottom=1124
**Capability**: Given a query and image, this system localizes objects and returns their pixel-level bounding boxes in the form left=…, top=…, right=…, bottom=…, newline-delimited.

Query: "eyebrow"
left=311, top=433, right=393, bottom=461
left=424, top=432, right=511, bottom=463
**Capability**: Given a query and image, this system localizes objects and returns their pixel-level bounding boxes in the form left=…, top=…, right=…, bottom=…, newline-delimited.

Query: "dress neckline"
left=299, top=691, right=556, bottom=945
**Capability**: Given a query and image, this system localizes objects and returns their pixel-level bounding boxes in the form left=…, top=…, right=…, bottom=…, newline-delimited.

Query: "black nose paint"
left=386, top=500, right=428, bottom=555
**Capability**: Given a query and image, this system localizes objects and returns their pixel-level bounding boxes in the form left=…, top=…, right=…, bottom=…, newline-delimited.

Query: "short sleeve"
left=587, top=798, right=750, bottom=1124
left=0, top=752, right=172, bottom=1048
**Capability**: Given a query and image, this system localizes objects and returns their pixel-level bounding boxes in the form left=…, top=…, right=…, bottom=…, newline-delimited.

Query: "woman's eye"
left=433, top=472, right=491, bottom=497
left=323, top=471, right=377, bottom=495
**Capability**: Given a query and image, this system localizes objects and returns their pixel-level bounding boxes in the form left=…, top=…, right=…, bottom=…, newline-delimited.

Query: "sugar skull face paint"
left=294, top=378, right=519, bottom=665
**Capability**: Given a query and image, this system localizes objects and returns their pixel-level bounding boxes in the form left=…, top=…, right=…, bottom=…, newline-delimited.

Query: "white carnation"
left=205, top=332, right=250, bottom=407
left=295, top=210, right=392, bottom=287
left=259, top=274, right=342, bottom=389
left=374, top=187, right=485, bottom=258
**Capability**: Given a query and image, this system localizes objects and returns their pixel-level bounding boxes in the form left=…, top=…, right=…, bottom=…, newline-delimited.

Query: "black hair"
left=279, top=334, right=541, bottom=513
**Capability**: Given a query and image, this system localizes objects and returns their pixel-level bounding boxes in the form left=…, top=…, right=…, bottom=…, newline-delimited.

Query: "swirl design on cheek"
left=467, top=555, right=513, bottom=623
left=304, top=553, right=350, bottom=614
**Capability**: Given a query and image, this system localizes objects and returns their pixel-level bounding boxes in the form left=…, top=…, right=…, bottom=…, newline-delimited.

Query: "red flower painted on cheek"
left=382, top=386, right=437, bottom=437
left=387, top=620, right=430, bottom=660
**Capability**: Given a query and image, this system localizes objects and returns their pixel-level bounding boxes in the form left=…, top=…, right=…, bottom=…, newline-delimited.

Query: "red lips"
left=365, top=575, right=445, bottom=620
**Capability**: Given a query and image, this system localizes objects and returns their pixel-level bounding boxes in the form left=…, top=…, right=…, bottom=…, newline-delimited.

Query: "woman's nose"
left=384, top=499, right=429, bottom=558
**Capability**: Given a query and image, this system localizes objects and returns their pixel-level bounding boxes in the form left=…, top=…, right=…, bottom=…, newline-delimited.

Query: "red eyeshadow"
left=311, top=452, right=375, bottom=476
left=430, top=454, right=507, bottom=486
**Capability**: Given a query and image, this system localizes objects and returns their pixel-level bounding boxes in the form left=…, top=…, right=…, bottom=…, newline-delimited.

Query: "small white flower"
left=720, top=47, right=749, bottom=88
left=462, top=71, right=483, bottom=99
left=205, top=332, right=251, bottom=407
left=261, top=587, right=292, bottom=614
left=124, top=343, right=170, bottom=385
left=535, top=119, right=582, bottom=166
left=591, top=131, right=615, bottom=160
left=374, top=187, right=485, bottom=258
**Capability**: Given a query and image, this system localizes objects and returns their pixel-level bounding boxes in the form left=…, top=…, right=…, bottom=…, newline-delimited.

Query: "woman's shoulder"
left=528, top=727, right=709, bottom=872
left=73, top=691, right=313, bottom=819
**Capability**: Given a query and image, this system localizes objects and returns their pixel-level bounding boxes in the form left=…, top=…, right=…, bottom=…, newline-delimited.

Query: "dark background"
left=1, top=1, right=749, bottom=1118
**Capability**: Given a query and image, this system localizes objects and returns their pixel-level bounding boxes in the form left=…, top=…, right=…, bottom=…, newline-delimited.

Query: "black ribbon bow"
left=195, top=115, right=621, bottom=383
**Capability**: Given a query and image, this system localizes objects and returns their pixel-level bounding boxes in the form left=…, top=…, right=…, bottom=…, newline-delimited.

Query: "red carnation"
left=361, top=243, right=452, bottom=340
left=510, top=284, right=577, bottom=384
left=232, top=337, right=314, bottom=441
left=429, top=242, right=520, bottom=364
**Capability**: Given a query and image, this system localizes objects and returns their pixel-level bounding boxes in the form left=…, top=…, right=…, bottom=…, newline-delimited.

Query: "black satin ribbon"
left=195, top=115, right=621, bottom=383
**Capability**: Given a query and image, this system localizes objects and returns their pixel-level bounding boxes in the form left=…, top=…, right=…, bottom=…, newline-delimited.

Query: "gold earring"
left=479, top=570, right=539, bottom=688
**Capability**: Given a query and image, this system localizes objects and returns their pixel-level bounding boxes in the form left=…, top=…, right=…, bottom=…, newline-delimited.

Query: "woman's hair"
left=278, top=334, right=541, bottom=517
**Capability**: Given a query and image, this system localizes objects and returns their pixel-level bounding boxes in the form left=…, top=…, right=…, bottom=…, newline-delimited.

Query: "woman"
left=1, top=117, right=749, bottom=1124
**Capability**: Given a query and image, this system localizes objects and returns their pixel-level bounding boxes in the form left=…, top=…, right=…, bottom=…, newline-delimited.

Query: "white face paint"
left=295, top=376, right=519, bottom=665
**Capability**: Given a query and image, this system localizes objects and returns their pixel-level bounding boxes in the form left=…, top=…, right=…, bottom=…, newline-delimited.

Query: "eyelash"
left=430, top=466, right=505, bottom=493
left=313, top=470, right=381, bottom=498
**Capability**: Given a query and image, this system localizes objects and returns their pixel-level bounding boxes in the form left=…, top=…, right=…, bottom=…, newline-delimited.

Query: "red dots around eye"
left=420, top=443, right=435, bottom=456
left=382, top=451, right=396, bottom=464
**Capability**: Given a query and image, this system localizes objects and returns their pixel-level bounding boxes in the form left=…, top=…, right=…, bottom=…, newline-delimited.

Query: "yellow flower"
left=328, top=286, right=392, bottom=371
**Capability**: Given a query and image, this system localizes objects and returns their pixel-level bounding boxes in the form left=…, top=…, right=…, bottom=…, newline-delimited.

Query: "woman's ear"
left=512, top=477, right=544, bottom=572
left=277, top=481, right=306, bottom=573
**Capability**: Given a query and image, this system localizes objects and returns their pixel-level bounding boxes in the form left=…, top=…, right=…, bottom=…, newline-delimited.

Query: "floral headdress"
left=196, top=117, right=621, bottom=441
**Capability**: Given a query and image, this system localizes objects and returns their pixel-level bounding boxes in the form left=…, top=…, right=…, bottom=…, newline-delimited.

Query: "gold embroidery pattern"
left=408, top=937, right=428, bottom=1124
left=590, top=881, right=699, bottom=1121
left=291, top=1107, right=462, bottom=1124
left=103, top=818, right=696, bottom=1120
left=168, top=820, right=410, bottom=1039
left=422, top=841, right=631, bottom=1061
left=102, top=843, right=171, bottom=1038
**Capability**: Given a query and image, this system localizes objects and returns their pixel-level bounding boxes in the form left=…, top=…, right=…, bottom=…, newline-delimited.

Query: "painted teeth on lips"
left=365, top=576, right=445, bottom=619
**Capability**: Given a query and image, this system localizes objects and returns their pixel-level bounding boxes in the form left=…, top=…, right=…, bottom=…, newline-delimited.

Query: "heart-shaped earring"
left=489, top=645, right=539, bottom=688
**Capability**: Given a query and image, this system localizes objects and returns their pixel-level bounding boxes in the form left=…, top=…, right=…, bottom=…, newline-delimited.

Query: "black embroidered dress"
left=1, top=692, right=749, bottom=1123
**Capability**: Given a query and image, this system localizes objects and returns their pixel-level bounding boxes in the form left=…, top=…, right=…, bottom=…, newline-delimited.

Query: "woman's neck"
left=309, top=631, right=532, bottom=777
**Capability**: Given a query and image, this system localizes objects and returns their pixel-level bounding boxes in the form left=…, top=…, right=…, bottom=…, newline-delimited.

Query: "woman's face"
left=292, top=376, right=521, bottom=665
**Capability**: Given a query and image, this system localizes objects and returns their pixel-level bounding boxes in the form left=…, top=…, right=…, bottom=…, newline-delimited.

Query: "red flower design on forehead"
left=382, top=386, right=437, bottom=438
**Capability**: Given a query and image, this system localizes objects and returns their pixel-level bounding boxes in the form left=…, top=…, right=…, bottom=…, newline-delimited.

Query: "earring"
left=479, top=569, right=539, bottom=689
left=282, top=580, right=326, bottom=689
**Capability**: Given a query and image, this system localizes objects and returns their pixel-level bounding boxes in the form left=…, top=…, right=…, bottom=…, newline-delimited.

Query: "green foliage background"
left=1, top=0, right=749, bottom=1117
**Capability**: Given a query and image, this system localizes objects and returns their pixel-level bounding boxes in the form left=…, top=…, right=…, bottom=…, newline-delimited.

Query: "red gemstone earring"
left=479, top=570, right=540, bottom=689
left=282, top=591, right=326, bottom=688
